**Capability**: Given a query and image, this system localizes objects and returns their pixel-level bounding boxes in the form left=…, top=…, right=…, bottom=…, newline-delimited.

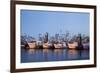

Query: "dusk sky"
left=21, top=10, right=90, bottom=39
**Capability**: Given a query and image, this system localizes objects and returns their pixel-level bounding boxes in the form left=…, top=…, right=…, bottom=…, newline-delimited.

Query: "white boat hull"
left=68, top=42, right=78, bottom=49
left=27, top=42, right=37, bottom=49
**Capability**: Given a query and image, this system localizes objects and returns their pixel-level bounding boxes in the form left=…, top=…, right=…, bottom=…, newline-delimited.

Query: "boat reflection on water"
left=43, top=48, right=49, bottom=53
left=21, top=48, right=89, bottom=63
left=67, top=49, right=79, bottom=60
left=54, top=48, right=62, bottom=53
left=28, top=49, right=36, bottom=54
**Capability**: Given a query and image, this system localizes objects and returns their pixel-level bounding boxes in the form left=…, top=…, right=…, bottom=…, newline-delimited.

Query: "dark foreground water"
left=21, top=48, right=89, bottom=63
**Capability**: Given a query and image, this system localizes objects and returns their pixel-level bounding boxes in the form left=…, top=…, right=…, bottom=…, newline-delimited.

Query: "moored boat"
left=26, top=41, right=37, bottom=49
left=54, top=43, right=63, bottom=49
left=68, top=42, right=78, bottom=49
left=43, top=42, right=49, bottom=49
left=37, top=41, right=43, bottom=49
left=62, top=42, right=67, bottom=48
left=43, top=42, right=54, bottom=49
left=82, top=42, right=89, bottom=49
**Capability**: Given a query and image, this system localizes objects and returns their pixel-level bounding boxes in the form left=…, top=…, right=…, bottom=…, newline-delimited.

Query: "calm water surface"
left=21, top=48, right=89, bottom=63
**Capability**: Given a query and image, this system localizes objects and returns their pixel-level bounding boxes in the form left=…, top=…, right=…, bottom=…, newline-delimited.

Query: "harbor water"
left=21, top=48, right=89, bottom=63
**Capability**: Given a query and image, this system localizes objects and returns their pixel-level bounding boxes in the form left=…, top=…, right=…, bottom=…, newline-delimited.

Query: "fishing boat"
left=67, top=42, right=78, bottom=49
left=43, top=42, right=53, bottom=49
left=37, top=41, right=43, bottom=49
left=54, top=43, right=63, bottom=49
left=82, top=42, right=89, bottom=49
left=62, top=42, right=67, bottom=48
left=43, top=42, right=49, bottom=49
left=26, top=41, right=37, bottom=49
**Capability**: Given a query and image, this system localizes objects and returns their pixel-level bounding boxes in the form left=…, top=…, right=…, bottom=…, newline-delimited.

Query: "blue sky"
left=21, top=10, right=90, bottom=38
